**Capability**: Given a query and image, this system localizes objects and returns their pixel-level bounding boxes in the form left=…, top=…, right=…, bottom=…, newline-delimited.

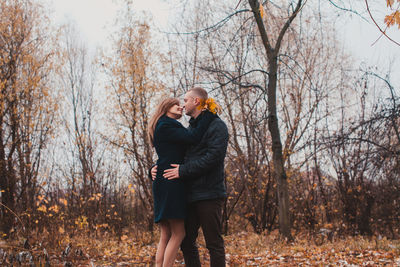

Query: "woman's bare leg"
left=156, top=221, right=171, bottom=267
left=163, top=219, right=185, bottom=267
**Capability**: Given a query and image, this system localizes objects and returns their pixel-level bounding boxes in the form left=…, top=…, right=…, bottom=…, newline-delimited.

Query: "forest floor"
left=1, top=229, right=399, bottom=266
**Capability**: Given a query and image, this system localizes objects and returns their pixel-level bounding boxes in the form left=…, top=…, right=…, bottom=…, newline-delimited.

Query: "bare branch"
left=365, top=0, right=400, bottom=46
left=160, top=9, right=250, bottom=35
left=275, top=0, right=306, bottom=53
left=248, top=0, right=272, bottom=53
left=327, top=0, right=369, bottom=22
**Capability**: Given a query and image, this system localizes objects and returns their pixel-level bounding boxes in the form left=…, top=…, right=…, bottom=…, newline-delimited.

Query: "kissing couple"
left=148, top=87, right=229, bottom=267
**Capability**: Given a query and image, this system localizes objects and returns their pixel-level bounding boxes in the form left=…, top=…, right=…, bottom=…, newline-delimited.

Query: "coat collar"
left=189, top=110, right=217, bottom=127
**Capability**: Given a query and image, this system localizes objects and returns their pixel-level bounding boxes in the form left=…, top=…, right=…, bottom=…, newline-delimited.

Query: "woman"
left=148, top=97, right=214, bottom=267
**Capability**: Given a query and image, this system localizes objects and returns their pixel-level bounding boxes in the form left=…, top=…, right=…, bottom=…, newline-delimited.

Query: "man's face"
left=183, top=91, right=198, bottom=116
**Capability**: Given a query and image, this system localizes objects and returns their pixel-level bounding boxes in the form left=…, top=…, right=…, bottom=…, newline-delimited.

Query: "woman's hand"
left=151, top=165, right=157, bottom=180
left=163, top=164, right=180, bottom=179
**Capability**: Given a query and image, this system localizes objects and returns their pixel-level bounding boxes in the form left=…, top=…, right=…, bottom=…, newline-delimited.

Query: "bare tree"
left=57, top=23, right=110, bottom=230
left=246, top=0, right=307, bottom=240
left=102, top=3, right=167, bottom=231
left=0, top=0, right=58, bottom=234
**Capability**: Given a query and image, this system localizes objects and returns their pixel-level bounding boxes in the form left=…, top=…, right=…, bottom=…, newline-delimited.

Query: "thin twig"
left=328, top=0, right=369, bottom=23
left=235, top=0, right=244, bottom=9
left=0, top=202, right=25, bottom=233
left=365, top=0, right=400, bottom=46
left=159, top=9, right=250, bottom=35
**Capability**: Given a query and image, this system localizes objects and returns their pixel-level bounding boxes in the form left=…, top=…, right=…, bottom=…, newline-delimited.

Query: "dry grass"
left=0, top=228, right=399, bottom=266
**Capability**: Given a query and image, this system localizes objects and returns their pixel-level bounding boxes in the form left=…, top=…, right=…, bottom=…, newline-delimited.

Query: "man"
left=152, top=87, right=228, bottom=267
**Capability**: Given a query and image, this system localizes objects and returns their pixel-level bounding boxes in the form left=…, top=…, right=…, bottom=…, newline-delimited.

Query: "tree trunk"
left=0, top=142, right=16, bottom=234
left=248, top=0, right=303, bottom=240
left=267, top=58, right=292, bottom=240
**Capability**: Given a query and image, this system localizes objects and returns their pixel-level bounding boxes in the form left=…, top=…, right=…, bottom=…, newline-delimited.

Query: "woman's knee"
left=178, top=229, right=186, bottom=241
left=169, top=219, right=185, bottom=239
left=160, top=221, right=172, bottom=240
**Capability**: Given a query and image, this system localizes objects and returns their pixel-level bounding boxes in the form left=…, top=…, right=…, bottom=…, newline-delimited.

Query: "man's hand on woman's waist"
left=163, top=164, right=180, bottom=179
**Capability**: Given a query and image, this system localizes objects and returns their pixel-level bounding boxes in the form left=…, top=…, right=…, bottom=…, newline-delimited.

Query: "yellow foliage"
left=386, top=0, right=395, bottom=7
left=384, top=10, right=400, bottom=28
left=384, top=1, right=400, bottom=28
left=60, top=198, right=68, bottom=206
left=0, top=0, right=59, bottom=207
left=37, top=205, right=47, bottom=213
left=95, top=223, right=109, bottom=230
left=49, top=204, right=60, bottom=213
left=75, top=216, right=89, bottom=229
left=259, top=3, right=265, bottom=18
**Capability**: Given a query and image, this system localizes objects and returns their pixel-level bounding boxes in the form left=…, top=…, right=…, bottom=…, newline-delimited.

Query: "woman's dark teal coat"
left=152, top=112, right=214, bottom=223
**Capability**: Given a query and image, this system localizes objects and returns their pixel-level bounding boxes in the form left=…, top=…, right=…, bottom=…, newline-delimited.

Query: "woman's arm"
left=156, top=112, right=215, bottom=144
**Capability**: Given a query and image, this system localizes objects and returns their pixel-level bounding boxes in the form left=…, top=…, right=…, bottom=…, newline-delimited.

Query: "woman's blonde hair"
left=148, top=98, right=180, bottom=145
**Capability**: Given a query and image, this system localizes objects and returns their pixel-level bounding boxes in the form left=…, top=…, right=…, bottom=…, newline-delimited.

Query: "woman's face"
left=166, top=103, right=183, bottom=119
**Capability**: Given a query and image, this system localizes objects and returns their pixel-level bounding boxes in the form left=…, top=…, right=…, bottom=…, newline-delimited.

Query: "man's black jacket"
left=179, top=111, right=229, bottom=203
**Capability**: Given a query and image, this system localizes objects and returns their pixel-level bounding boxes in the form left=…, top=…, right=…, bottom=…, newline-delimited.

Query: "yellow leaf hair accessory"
left=259, top=3, right=264, bottom=18
left=197, top=98, right=222, bottom=114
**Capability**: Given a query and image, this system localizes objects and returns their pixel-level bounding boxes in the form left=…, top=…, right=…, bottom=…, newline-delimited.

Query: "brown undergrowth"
left=1, top=227, right=399, bottom=266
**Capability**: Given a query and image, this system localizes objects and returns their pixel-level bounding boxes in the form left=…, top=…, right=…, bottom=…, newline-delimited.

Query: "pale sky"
left=48, top=0, right=172, bottom=48
left=336, top=4, right=400, bottom=79
left=47, top=0, right=400, bottom=86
